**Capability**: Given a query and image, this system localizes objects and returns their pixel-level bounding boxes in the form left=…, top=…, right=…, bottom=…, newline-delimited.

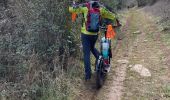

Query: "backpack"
left=86, top=1, right=101, bottom=32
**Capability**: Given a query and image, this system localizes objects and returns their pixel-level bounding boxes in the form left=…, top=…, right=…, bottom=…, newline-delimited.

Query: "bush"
left=0, top=0, right=82, bottom=99
left=136, top=0, right=158, bottom=7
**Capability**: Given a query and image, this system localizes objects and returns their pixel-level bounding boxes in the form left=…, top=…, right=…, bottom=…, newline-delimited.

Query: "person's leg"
left=90, top=35, right=100, bottom=59
left=81, top=34, right=91, bottom=80
left=89, top=35, right=100, bottom=71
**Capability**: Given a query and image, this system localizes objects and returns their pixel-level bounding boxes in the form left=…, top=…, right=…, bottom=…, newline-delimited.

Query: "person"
left=69, top=0, right=117, bottom=81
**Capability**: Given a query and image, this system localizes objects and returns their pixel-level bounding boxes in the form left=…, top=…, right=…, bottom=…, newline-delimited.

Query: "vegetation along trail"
left=0, top=0, right=170, bottom=100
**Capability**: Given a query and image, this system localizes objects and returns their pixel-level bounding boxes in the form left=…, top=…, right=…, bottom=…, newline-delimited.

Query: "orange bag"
left=106, top=25, right=116, bottom=39
left=72, top=13, right=77, bottom=22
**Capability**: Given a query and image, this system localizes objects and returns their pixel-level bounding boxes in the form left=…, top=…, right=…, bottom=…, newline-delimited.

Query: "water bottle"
left=101, top=37, right=109, bottom=59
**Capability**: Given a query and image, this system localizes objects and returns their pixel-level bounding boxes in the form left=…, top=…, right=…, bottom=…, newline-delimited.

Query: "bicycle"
left=95, top=23, right=119, bottom=89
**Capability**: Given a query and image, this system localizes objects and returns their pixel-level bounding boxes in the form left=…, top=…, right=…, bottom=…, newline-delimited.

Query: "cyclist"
left=69, top=0, right=117, bottom=81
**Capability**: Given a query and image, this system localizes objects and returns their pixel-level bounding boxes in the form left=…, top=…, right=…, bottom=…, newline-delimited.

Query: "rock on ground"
left=130, top=64, right=151, bottom=77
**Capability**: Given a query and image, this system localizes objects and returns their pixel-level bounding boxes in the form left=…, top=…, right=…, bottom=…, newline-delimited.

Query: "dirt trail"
left=95, top=9, right=147, bottom=100
left=74, top=9, right=132, bottom=100
left=121, top=9, right=170, bottom=99
left=76, top=8, right=170, bottom=100
left=95, top=11, right=133, bottom=100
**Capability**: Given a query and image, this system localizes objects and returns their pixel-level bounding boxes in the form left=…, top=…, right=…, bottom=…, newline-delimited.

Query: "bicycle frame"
left=95, top=25, right=113, bottom=89
left=96, top=26, right=112, bottom=72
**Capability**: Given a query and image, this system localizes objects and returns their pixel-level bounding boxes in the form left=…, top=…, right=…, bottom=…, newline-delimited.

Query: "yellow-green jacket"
left=69, top=6, right=116, bottom=35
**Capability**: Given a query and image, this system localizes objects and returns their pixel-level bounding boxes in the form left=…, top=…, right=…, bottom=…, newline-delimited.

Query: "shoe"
left=84, top=79, right=91, bottom=86
left=95, top=56, right=102, bottom=71
left=84, top=79, right=96, bottom=90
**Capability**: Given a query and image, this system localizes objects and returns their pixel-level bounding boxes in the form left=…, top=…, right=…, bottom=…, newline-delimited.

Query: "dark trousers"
left=81, top=33, right=99, bottom=80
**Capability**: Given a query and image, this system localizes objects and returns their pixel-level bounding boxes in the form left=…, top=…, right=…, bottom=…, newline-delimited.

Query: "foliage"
left=0, top=0, right=82, bottom=99
left=136, top=0, right=158, bottom=7
left=101, top=0, right=120, bottom=11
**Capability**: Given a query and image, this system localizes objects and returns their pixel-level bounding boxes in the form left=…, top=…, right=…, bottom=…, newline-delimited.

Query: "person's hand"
left=116, top=19, right=122, bottom=27
left=118, top=23, right=122, bottom=27
left=72, top=1, right=76, bottom=8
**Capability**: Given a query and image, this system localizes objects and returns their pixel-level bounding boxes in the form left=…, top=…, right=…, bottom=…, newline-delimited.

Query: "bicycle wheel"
left=96, top=59, right=104, bottom=89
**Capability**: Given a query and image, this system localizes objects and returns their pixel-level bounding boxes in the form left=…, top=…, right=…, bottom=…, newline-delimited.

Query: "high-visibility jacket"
left=69, top=6, right=116, bottom=35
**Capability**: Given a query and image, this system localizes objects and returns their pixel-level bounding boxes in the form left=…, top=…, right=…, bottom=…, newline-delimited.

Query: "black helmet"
left=92, top=2, right=99, bottom=8
left=88, top=0, right=100, bottom=8
left=86, top=0, right=100, bottom=3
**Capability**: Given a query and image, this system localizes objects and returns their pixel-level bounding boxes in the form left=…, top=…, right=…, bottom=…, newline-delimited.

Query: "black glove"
left=116, top=19, right=122, bottom=27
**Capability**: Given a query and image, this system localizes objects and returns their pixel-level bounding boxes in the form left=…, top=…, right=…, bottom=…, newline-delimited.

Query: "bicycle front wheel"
left=96, top=59, right=104, bottom=89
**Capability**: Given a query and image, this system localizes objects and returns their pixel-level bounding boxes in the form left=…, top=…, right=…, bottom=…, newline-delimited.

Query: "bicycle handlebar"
left=99, top=26, right=107, bottom=30
left=99, top=23, right=121, bottom=30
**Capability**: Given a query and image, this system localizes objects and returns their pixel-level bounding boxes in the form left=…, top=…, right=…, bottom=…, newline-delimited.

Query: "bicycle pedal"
left=104, top=65, right=110, bottom=73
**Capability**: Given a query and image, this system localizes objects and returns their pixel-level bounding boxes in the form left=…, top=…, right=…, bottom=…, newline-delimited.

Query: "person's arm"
left=69, top=6, right=86, bottom=14
left=100, top=7, right=117, bottom=21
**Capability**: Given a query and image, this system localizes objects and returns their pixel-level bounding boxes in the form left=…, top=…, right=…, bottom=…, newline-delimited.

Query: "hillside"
left=0, top=0, right=170, bottom=100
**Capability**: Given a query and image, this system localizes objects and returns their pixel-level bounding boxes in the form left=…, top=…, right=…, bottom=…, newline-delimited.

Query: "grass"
left=35, top=59, right=84, bottom=100
left=162, top=84, right=170, bottom=98
left=161, top=33, right=170, bottom=47
left=121, top=9, right=170, bottom=100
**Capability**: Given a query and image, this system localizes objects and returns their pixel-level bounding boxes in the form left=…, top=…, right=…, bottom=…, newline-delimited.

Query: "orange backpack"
left=106, top=25, right=116, bottom=39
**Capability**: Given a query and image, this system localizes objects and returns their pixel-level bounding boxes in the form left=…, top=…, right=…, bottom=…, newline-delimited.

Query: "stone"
left=133, top=30, right=142, bottom=34
left=117, top=59, right=129, bottom=64
left=131, top=64, right=151, bottom=77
